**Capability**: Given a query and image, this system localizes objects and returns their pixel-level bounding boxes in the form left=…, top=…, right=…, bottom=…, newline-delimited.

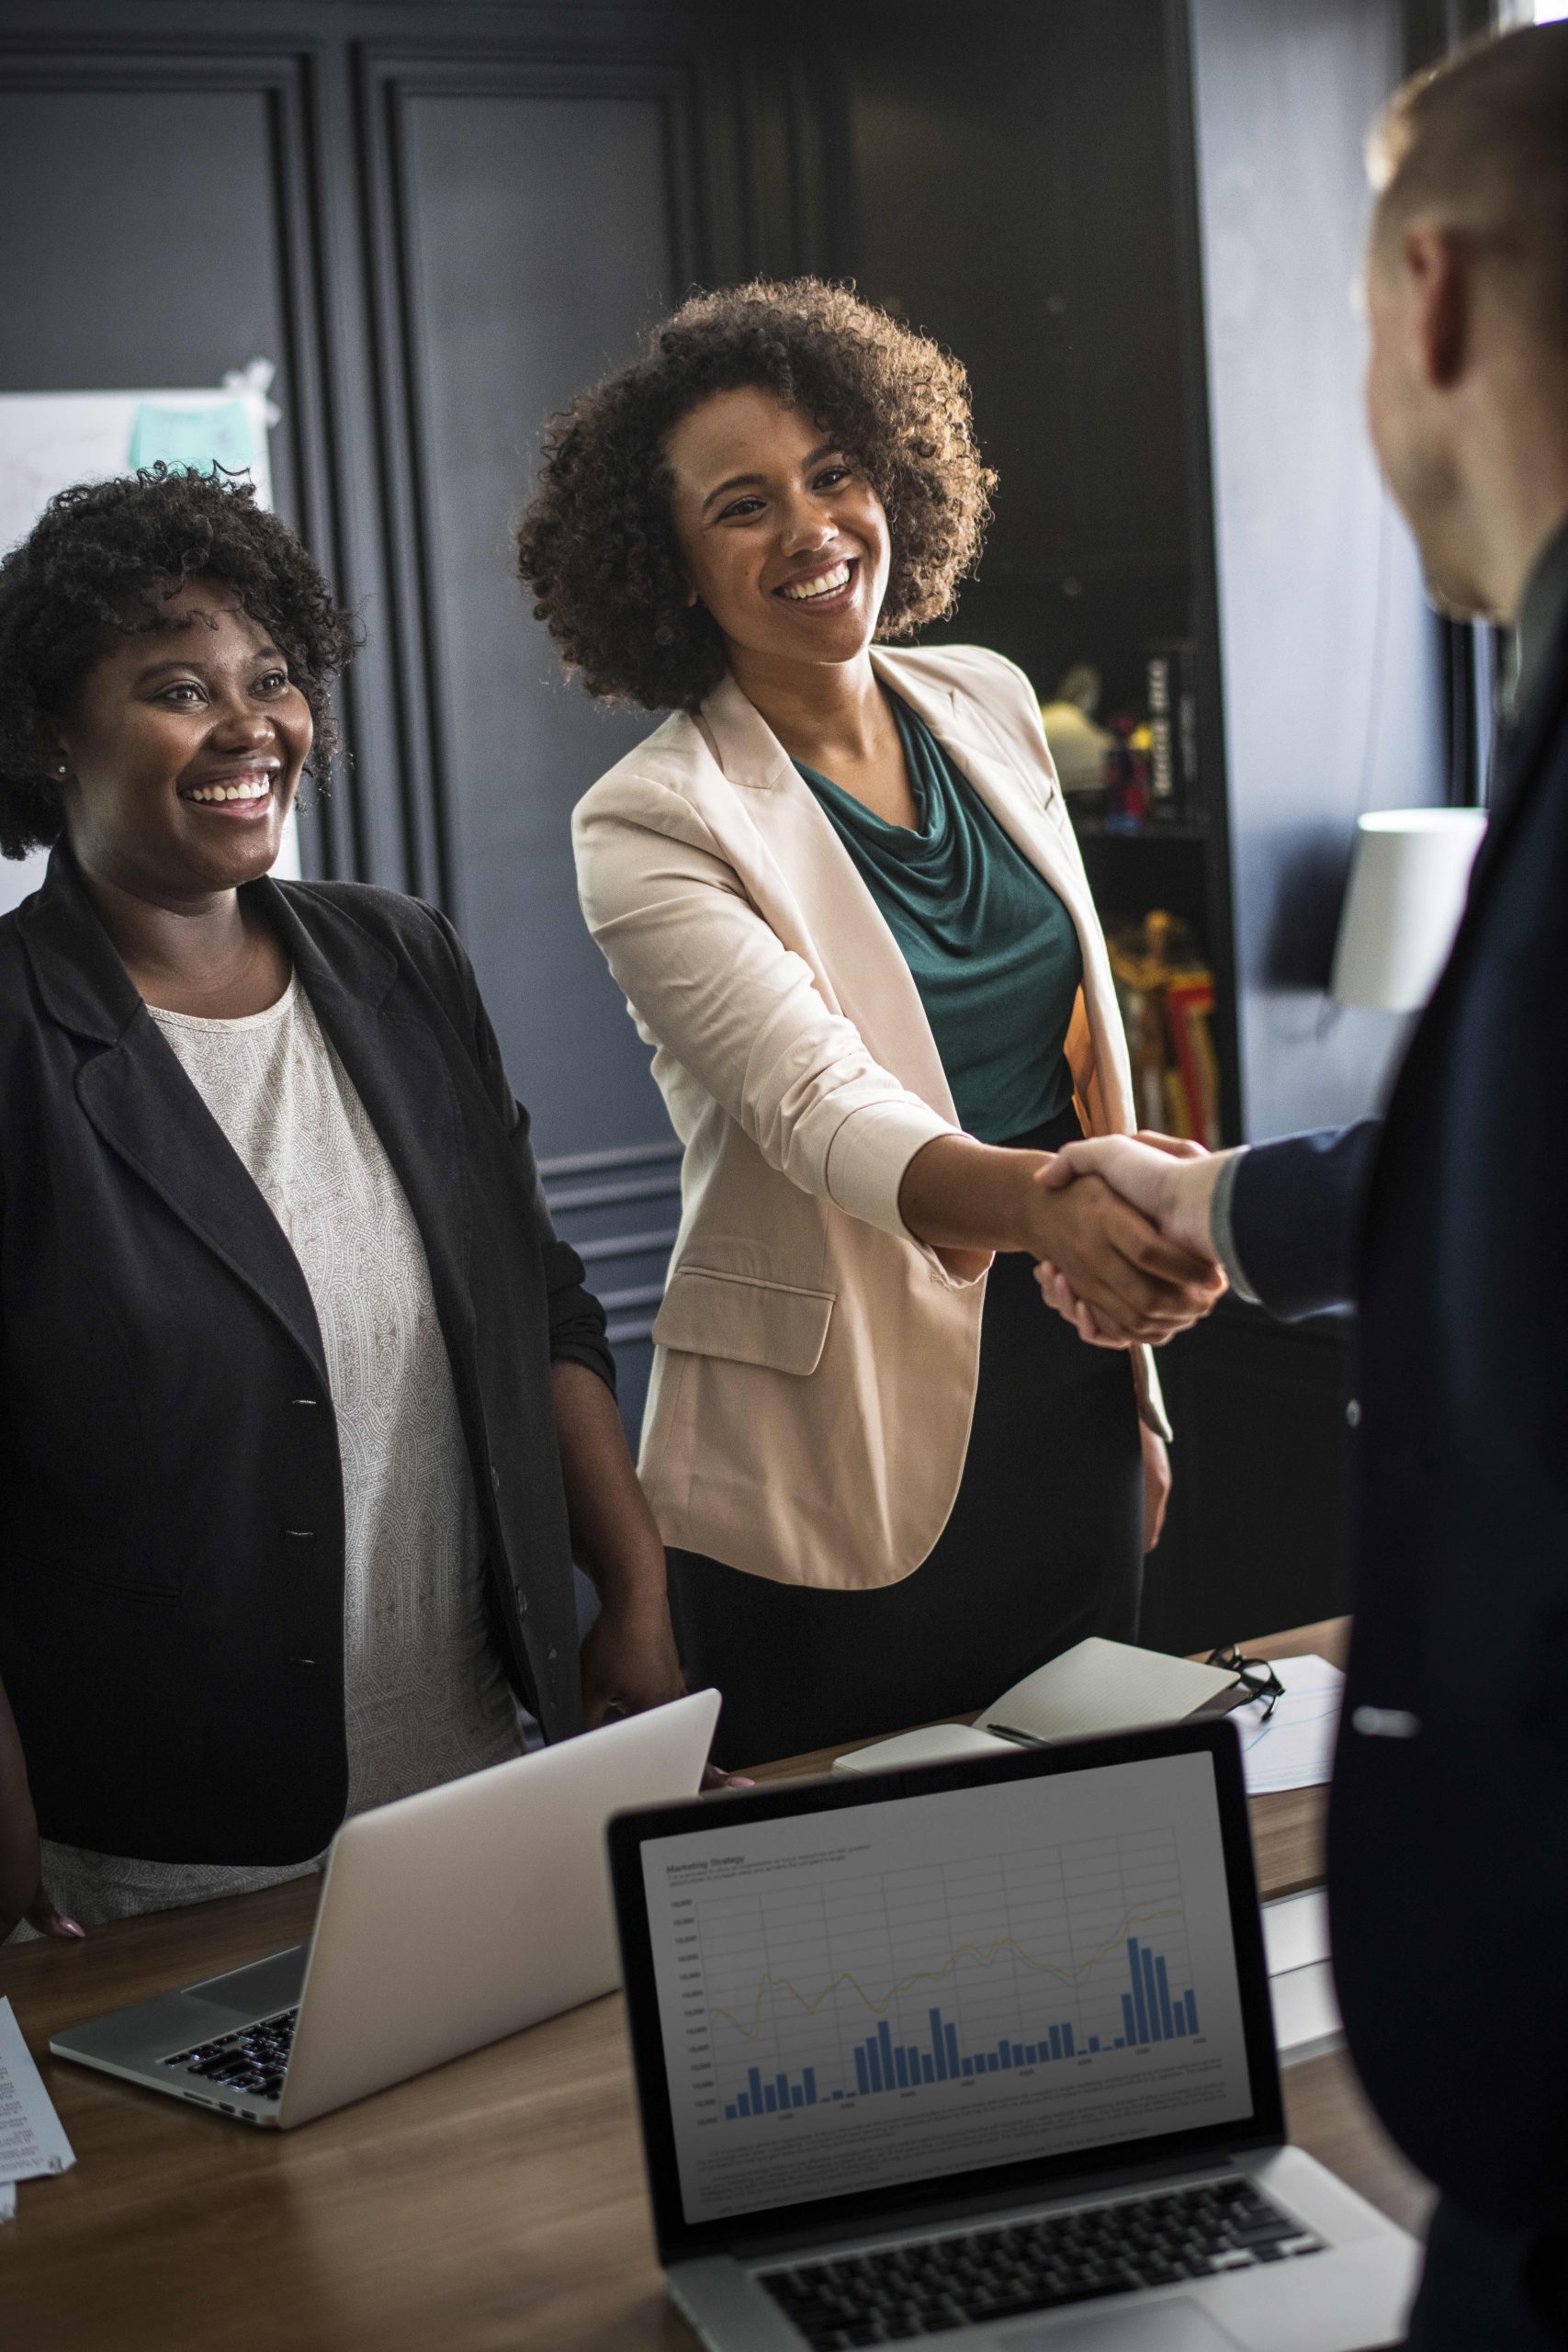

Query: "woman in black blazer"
left=0, top=468, right=688, bottom=1943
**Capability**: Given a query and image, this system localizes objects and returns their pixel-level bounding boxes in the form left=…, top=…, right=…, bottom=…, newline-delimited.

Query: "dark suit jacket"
left=1229, top=608, right=1568, bottom=2224
left=0, top=850, right=610, bottom=1865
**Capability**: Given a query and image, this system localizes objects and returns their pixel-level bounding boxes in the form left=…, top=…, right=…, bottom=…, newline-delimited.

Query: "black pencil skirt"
left=667, top=1114, right=1146, bottom=1769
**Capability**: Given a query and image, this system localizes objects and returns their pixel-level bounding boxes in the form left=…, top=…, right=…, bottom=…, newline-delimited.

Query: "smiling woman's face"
left=663, top=387, right=891, bottom=683
left=46, top=575, right=312, bottom=902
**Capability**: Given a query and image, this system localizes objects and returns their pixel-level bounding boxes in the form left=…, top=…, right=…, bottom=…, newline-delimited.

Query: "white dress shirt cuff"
left=1209, top=1146, right=1260, bottom=1305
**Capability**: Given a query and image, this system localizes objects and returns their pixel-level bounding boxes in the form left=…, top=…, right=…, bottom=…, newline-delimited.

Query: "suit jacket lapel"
left=21, top=854, right=330, bottom=1387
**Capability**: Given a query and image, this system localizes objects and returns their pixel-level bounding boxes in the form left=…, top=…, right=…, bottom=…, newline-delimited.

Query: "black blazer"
left=1230, top=607, right=1568, bottom=2225
left=0, top=851, right=611, bottom=1866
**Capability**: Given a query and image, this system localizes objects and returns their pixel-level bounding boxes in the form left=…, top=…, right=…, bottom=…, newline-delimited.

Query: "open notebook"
left=831, top=1636, right=1248, bottom=1775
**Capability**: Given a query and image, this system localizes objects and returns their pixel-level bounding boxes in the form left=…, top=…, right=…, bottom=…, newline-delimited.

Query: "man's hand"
left=1033, top=1135, right=1230, bottom=1347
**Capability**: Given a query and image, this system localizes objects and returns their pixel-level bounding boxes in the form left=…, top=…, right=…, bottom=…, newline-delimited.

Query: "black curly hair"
left=0, top=466, right=359, bottom=861
left=516, top=278, right=996, bottom=712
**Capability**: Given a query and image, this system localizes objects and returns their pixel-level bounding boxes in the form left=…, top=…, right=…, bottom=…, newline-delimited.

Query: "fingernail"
left=730, top=1776, right=755, bottom=1788
left=59, top=1917, right=85, bottom=1939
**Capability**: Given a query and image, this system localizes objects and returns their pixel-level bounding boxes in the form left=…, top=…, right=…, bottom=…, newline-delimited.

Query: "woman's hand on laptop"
left=0, top=1679, right=84, bottom=1943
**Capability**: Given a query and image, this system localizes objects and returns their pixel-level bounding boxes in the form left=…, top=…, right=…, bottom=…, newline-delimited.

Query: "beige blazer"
left=572, top=642, right=1166, bottom=1590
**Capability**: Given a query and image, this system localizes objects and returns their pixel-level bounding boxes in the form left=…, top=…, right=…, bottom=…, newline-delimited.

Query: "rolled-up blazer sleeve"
left=573, top=778, right=959, bottom=1245
left=424, top=903, right=615, bottom=1392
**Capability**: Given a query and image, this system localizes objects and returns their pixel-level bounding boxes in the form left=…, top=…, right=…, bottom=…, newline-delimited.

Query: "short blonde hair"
left=1370, top=22, right=1568, bottom=350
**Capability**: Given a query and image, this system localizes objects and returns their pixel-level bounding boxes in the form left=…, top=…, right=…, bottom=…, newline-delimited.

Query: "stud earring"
left=54, top=763, right=68, bottom=777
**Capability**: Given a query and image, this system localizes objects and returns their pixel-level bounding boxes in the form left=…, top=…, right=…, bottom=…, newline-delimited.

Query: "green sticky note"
left=128, top=399, right=259, bottom=479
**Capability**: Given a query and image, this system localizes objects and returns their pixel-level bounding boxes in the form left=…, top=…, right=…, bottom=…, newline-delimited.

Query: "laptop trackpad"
left=1004, top=2301, right=1244, bottom=2352
left=182, top=1946, right=309, bottom=2019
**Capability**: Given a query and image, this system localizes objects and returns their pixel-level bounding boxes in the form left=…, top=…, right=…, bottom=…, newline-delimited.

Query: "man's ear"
left=1403, top=220, right=1470, bottom=390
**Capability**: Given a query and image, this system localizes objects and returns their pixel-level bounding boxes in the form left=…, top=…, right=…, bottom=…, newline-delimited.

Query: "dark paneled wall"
left=0, top=0, right=840, bottom=1434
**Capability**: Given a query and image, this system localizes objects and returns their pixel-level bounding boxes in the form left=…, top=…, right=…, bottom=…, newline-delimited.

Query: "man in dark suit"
left=1038, top=24, right=1568, bottom=2348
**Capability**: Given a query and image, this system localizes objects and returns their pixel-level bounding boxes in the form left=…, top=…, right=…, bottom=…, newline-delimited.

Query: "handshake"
left=1029, top=1134, right=1235, bottom=1349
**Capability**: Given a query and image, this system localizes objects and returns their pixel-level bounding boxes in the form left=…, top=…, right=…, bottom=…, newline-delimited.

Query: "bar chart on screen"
left=692, top=1830, right=1206, bottom=2126
left=643, top=1754, right=1256, bottom=2222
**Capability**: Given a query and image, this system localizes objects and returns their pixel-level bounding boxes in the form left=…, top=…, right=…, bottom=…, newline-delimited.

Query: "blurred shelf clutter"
left=1038, top=650, right=1224, bottom=1148
left=1109, top=910, right=1222, bottom=1149
left=1040, top=642, right=1202, bottom=833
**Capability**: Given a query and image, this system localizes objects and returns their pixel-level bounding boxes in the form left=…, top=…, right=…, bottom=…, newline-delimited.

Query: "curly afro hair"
left=0, top=466, right=359, bottom=861
left=516, top=278, right=996, bottom=712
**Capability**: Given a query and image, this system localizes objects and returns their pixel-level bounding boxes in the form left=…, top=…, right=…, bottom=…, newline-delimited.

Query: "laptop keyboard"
left=163, top=2007, right=299, bottom=2103
left=761, top=2177, right=1325, bottom=2345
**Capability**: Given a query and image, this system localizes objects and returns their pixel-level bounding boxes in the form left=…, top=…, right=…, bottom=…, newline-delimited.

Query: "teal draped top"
left=795, top=694, right=1083, bottom=1145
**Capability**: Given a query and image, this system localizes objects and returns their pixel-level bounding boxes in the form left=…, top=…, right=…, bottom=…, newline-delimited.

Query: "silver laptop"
left=606, top=1716, right=1418, bottom=2351
left=52, top=1689, right=720, bottom=2130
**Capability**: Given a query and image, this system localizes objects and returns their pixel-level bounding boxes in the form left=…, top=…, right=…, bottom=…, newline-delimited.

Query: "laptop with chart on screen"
left=607, top=1717, right=1418, bottom=2351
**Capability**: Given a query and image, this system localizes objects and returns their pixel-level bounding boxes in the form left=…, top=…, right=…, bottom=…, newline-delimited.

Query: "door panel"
left=384, top=68, right=698, bottom=1434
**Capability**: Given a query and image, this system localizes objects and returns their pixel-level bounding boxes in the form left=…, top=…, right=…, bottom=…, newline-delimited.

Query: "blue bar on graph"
left=1122, top=1994, right=1136, bottom=2044
left=792, top=2087, right=804, bottom=2109
left=922, top=2054, right=934, bottom=2083
left=1129, top=1940, right=1149, bottom=2043
left=999, top=2044, right=1012, bottom=2070
left=878, top=2021, right=896, bottom=2087
left=832, top=2089, right=843, bottom=2100
left=962, top=2057, right=973, bottom=2075
left=776, top=2074, right=790, bottom=2110
left=726, top=2104, right=737, bottom=2120
left=894, top=2046, right=909, bottom=2089
left=805, top=2069, right=818, bottom=2106
left=1156, top=1955, right=1175, bottom=2041
left=1185, top=1990, right=1199, bottom=2034
left=1174, top=2011, right=1187, bottom=2039
left=763, top=2085, right=777, bottom=2112
left=1142, top=1949, right=1161, bottom=2043
left=1114, top=2038, right=1126, bottom=2048
left=1049, top=2025, right=1063, bottom=2060
left=931, top=2009, right=948, bottom=2080
left=1089, top=2036, right=1100, bottom=2052
left=855, top=2047, right=870, bottom=2096
left=945, top=2024, right=960, bottom=2077
left=750, top=2068, right=764, bottom=2112
left=1063, top=2021, right=1076, bottom=2057
left=867, top=2040, right=884, bottom=2094
left=987, top=2053, right=999, bottom=2073
left=1012, top=2044, right=1025, bottom=2066
left=908, top=2048, right=921, bottom=2085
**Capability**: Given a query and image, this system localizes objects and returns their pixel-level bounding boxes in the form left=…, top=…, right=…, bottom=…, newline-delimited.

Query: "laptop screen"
left=626, top=1737, right=1268, bottom=2235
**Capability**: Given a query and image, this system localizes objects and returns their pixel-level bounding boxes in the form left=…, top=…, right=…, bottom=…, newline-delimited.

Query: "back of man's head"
left=1371, top=22, right=1568, bottom=359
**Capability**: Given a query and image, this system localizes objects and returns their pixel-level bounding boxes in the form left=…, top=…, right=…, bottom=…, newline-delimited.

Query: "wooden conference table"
left=2, top=1619, right=1431, bottom=2351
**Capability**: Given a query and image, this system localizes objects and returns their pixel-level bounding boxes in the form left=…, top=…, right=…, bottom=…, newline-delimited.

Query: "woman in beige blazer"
left=518, top=281, right=1222, bottom=1765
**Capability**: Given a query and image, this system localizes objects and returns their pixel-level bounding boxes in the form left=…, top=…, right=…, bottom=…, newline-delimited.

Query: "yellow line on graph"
left=709, top=1907, right=1184, bottom=2042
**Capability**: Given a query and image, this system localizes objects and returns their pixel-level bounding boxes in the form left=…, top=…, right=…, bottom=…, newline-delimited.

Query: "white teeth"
left=781, top=560, right=852, bottom=602
left=186, top=776, right=272, bottom=805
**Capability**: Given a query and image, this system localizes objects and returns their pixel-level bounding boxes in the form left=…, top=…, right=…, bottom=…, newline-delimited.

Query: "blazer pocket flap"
left=651, top=1268, right=835, bottom=1376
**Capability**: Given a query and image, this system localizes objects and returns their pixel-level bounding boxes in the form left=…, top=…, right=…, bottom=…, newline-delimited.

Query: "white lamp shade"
left=1330, top=808, right=1488, bottom=1012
